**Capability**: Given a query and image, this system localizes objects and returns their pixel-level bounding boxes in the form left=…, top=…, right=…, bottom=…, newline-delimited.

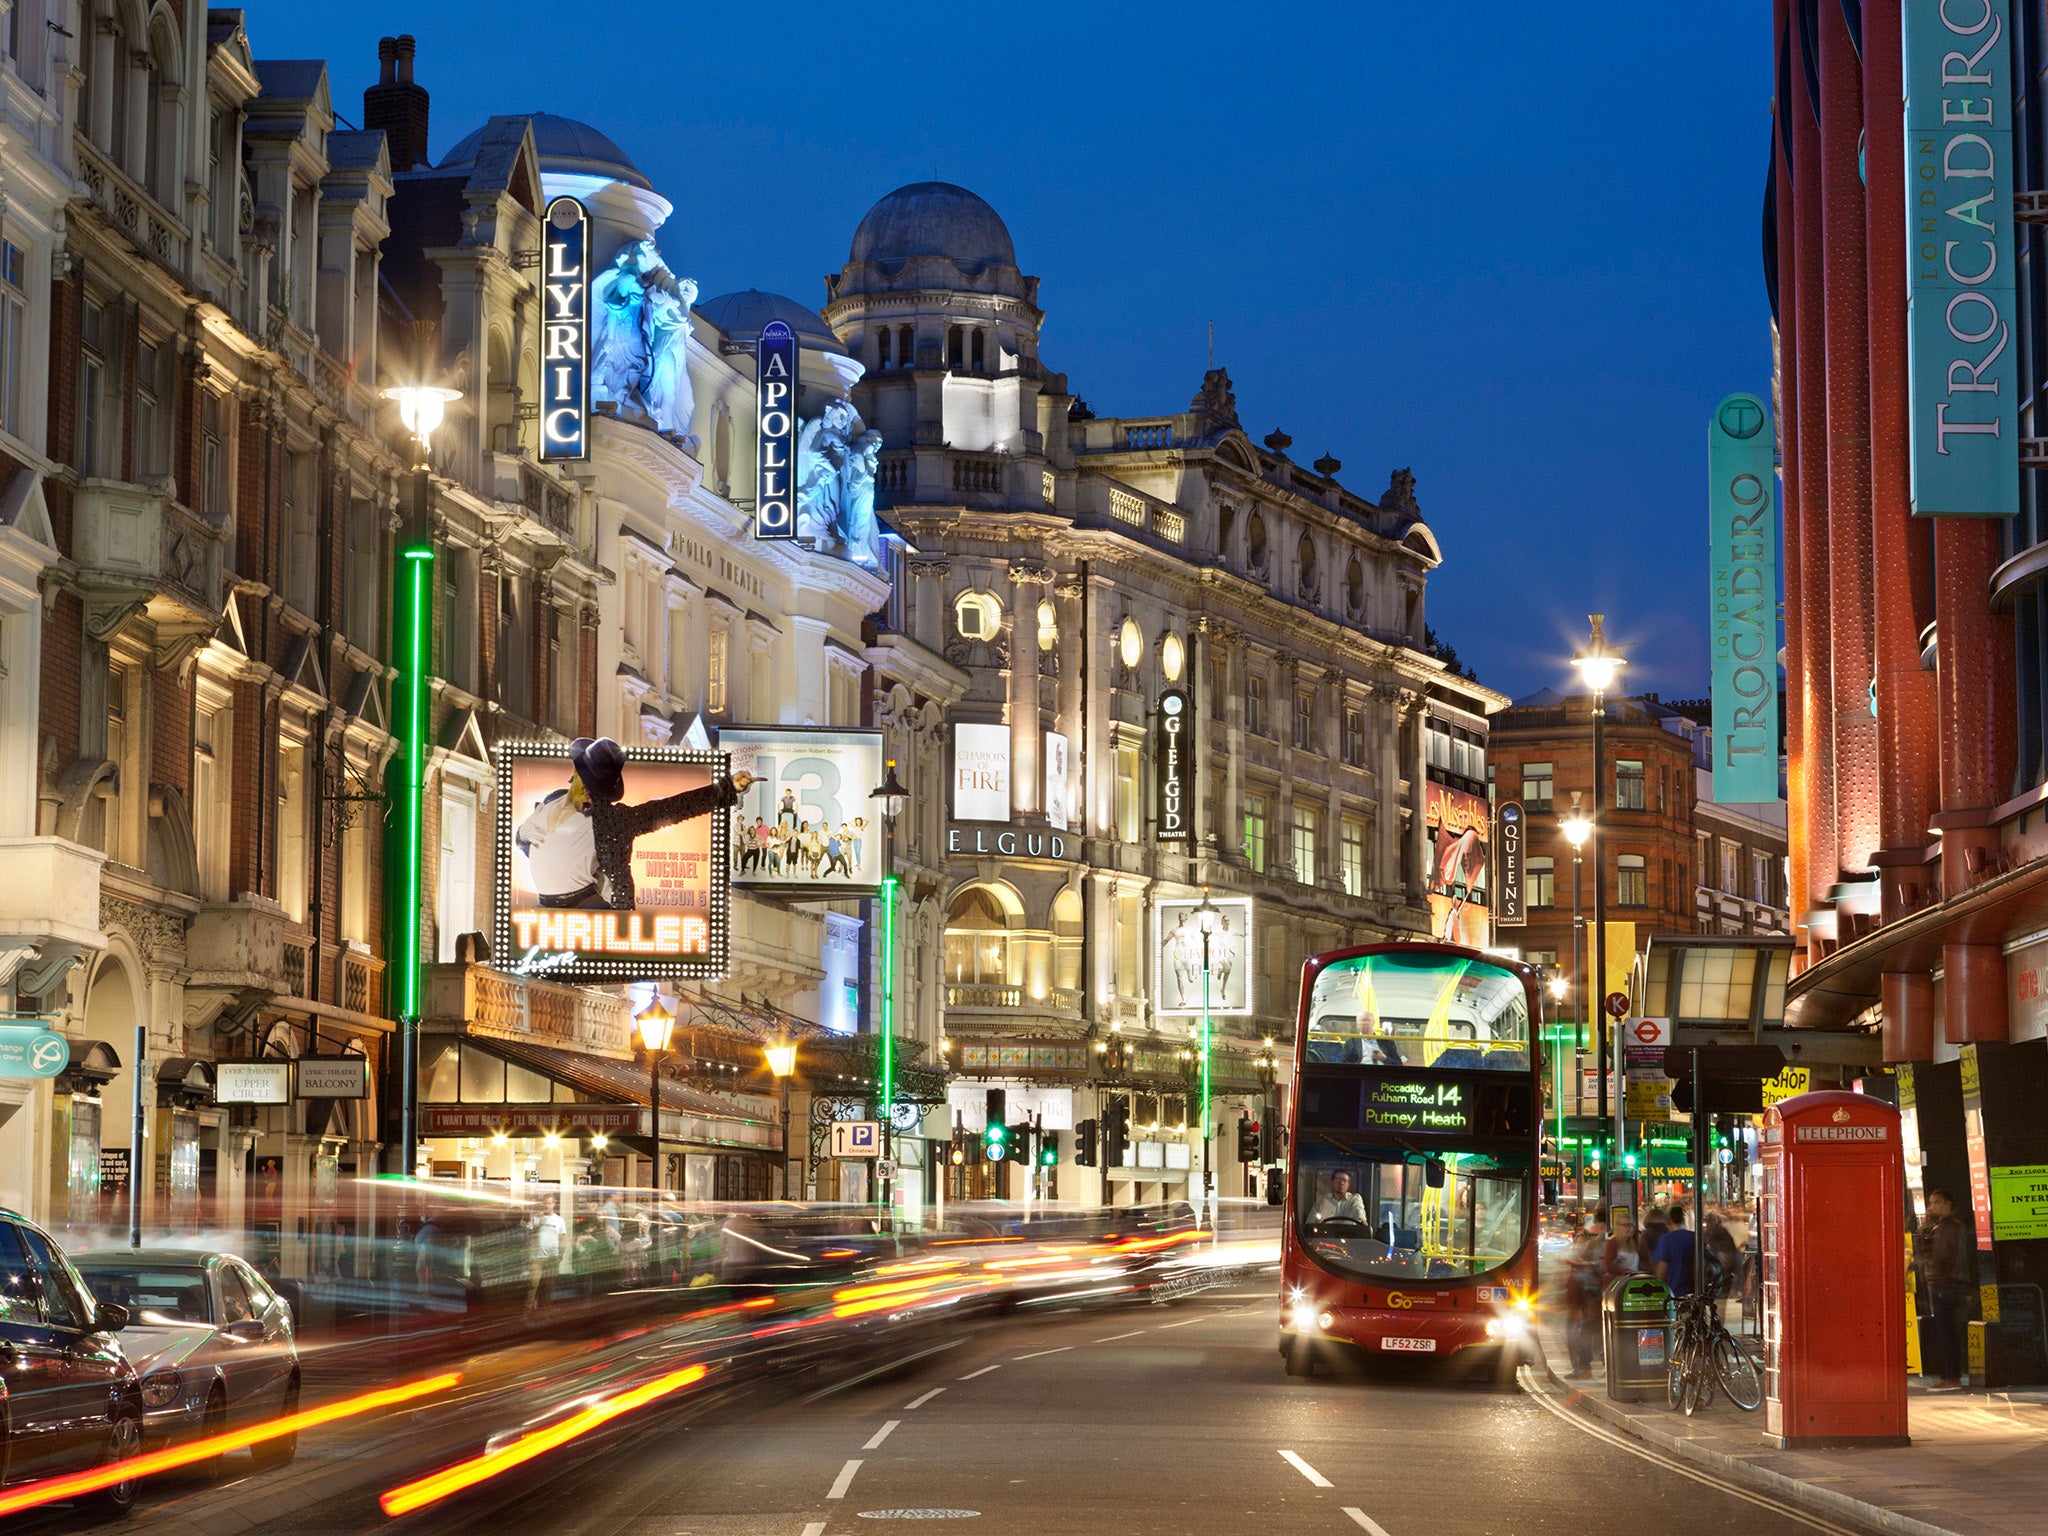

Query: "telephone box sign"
left=1154, top=688, right=1192, bottom=842
left=1904, top=0, right=2020, bottom=517
left=1495, top=800, right=1526, bottom=927
left=539, top=197, right=590, bottom=462
left=1708, top=392, right=1781, bottom=802
left=755, top=320, right=798, bottom=538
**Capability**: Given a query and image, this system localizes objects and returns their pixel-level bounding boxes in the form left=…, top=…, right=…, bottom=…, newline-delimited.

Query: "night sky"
left=259, top=3, right=1775, bottom=701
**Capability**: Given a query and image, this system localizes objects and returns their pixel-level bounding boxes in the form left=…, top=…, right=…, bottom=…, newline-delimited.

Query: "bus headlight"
left=1486, top=1313, right=1528, bottom=1341
left=1288, top=1302, right=1318, bottom=1332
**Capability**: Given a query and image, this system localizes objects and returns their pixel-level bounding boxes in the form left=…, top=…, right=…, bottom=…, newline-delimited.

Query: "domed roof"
left=696, top=290, right=844, bottom=352
left=849, top=182, right=1015, bottom=270
left=438, top=112, right=651, bottom=190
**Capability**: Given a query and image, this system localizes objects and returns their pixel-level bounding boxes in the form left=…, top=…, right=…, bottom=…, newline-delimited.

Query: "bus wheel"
left=1283, top=1337, right=1318, bottom=1378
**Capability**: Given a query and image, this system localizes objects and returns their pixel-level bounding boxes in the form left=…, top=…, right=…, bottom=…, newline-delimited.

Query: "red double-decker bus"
left=1278, top=942, right=1542, bottom=1376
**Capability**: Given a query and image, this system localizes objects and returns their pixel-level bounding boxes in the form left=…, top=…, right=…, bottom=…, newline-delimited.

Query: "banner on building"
left=755, top=320, right=798, bottom=537
left=1154, top=688, right=1192, bottom=842
left=1425, top=782, right=1490, bottom=949
left=1495, top=800, right=1526, bottom=928
left=1904, top=0, right=2020, bottom=517
left=952, top=722, right=1011, bottom=821
left=492, top=739, right=731, bottom=983
left=722, top=727, right=886, bottom=896
left=1044, top=732, right=1070, bottom=831
left=539, top=197, right=589, bottom=462
left=1153, top=896, right=1253, bottom=1015
left=1708, top=392, right=1781, bottom=802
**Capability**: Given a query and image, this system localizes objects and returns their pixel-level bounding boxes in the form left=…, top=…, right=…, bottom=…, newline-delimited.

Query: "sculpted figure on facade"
left=795, top=398, right=883, bottom=569
left=590, top=240, right=699, bottom=444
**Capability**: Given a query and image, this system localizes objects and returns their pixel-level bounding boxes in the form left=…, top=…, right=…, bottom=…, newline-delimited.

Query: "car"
left=0, top=1209, right=143, bottom=1510
left=71, top=1248, right=301, bottom=1466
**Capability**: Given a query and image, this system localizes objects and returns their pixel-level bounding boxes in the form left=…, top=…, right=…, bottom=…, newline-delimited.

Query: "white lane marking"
left=1344, top=1509, right=1393, bottom=1536
left=905, top=1387, right=946, bottom=1409
left=826, top=1459, right=864, bottom=1500
left=864, top=1419, right=901, bottom=1451
left=1523, top=1381, right=1860, bottom=1535
left=801, top=1525, right=827, bottom=1536
left=1279, top=1449, right=1333, bottom=1488
left=1014, top=1346, right=1074, bottom=1360
left=958, top=1363, right=1003, bottom=1380
left=1155, top=1316, right=1210, bottom=1329
left=1093, top=1329, right=1149, bottom=1342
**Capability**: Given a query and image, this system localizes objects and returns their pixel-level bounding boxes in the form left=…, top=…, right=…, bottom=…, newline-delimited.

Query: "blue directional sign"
left=0, top=1024, right=70, bottom=1079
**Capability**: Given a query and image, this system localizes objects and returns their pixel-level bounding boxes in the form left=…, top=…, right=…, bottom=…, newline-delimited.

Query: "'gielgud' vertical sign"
left=1904, top=0, right=2019, bottom=517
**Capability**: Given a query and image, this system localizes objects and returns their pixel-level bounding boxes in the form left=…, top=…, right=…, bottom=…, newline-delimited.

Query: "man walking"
left=1652, top=1204, right=1695, bottom=1298
left=1918, top=1188, right=1971, bottom=1391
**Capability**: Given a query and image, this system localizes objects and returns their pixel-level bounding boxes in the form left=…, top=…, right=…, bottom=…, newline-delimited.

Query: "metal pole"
left=1693, top=1046, right=1706, bottom=1306
left=1571, top=846, right=1583, bottom=1200
left=1201, top=928, right=1213, bottom=1234
left=1593, top=684, right=1620, bottom=1212
left=780, top=1074, right=792, bottom=1199
left=878, top=809, right=898, bottom=1223
left=130, top=1024, right=146, bottom=1249
left=650, top=1047, right=662, bottom=1194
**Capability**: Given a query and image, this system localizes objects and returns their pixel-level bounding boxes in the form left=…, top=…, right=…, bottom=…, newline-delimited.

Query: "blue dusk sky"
left=255, top=2, right=1774, bottom=702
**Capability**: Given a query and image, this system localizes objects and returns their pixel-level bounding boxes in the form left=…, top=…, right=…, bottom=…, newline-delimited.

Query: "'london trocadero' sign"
left=1707, top=392, right=1780, bottom=804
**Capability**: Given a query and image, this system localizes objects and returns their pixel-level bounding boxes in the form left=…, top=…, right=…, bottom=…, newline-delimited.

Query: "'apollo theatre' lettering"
left=755, top=321, right=797, bottom=538
left=1904, top=0, right=2020, bottom=516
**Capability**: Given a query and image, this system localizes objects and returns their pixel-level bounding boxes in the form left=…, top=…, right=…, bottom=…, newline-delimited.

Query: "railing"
left=951, top=456, right=1003, bottom=494
left=945, top=984, right=1085, bottom=1012
left=1153, top=509, right=1185, bottom=543
left=1109, top=489, right=1147, bottom=528
left=424, top=962, right=632, bottom=1055
left=75, top=140, right=189, bottom=272
left=1041, top=469, right=1056, bottom=503
left=281, top=940, right=310, bottom=1000
left=341, top=951, right=383, bottom=1017
left=1124, top=424, right=1173, bottom=450
left=877, top=455, right=912, bottom=494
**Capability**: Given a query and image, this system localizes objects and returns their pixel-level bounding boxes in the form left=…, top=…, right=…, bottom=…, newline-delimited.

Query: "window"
left=1294, top=692, right=1315, bottom=751
left=1695, top=831, right=1711, bottom=889
left=1520, top=761, right=1553, bottom=813
left=1528, top=855, right=1555, bottom=909
left=281, top=450, right=315, bottom=612
left=1244, top=792, right=1269, bottom=874
left=954, top=590, right=1001, bottom=641
left=946, top=326, right=963, bottom=369
left=707, top=625, right=729, bottom=714
left=1291, top=803, right=1320, bottom=883
left=551, top=606, right=579, bottom=737
left=1115, top=894, right=1141, bottom=997
left=1115, top=744, right=1140, bottom=844
left=1036, top=600, right=1057, bottom=653
left=944, top=886, right=1012, bottom=987
left=898, top=325, right=913, bottom=365
left=436, top=787, right=478, bottom=962
left=80, top=296, right=117, bottom=478
left=277, top=740, right=309, bottom=923
left=1427, top=720, right=1452, bottom=772
left=99, top=659, right=132, bottom=859
left=1453, top=732, right=1484, bottom=782
left=1720, top=839, right=1740, bottom=895
left=0, top=240, right=23, bottom=438
left=341, top=782, right=370, bottom=944
left=876, top=327, right=891, bottom=369
left=1052, top=887, right=1083, bottom=993
left=1615, top=759, right=1646, bottom=810
left=1752, top=852, right=1773, bottom=907
left=1118, top=616, right=1143, bottom=670
left=193, top=700, right=231, bottom=902
left=345, top=498, right=378, bottom=646
left=970, top=329, right=985, bottom=371
left=1659, top=764, right=1670, bottom=814
left=1343, top=706, right=1365, bottom=767
left=1616, top=854, right=1647, bottom=907
left=1341, top=816, right=1367, bottom=897
left=1246, top=674, right=1268, bottom=737
left=200, top=389, right=229, bottom=517
left=132, top=337, right=166, bottom=480
left=498, top=574, right=531, bottom=718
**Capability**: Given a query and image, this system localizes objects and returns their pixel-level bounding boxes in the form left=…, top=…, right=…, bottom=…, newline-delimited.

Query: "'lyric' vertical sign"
left=539, top=198, right=589, bottom=462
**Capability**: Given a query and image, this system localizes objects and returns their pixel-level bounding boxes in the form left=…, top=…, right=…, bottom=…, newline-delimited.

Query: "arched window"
left=898, top=325, right=913, bottom=365
left=946, top=325, right=964, bottom=369
left=876, top=327, right=892, bottom=369
left=970, top=329, right=985, bottom=371
left=1297, top=532, right=1318, bottom=598
left=1346, top=557, right=1366, bottom=618
left=486, top=328, right=517, bottom=451
left=144, top=17, right=181, bottom=205
left=945, top=884, right=1019, bottom=988
left=1051, top=886, right=1083, bottom=993
left=953, top=589, right=1002, bottom=641
left=1246, top=512, right=1268, bottom=574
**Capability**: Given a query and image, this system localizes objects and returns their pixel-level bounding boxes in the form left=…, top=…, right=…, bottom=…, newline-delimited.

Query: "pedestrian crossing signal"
left=1039, top=1133, right=1059, bottom=1168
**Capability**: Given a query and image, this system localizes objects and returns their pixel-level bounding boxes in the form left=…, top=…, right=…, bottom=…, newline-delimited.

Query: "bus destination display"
left=1300, top=1070, right=1532, bottom=1138
left=1362, top=1079, right=1470, bottom=1133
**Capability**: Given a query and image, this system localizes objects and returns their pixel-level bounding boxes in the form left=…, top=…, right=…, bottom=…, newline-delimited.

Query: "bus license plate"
left=1381, top=1336, right=1436, bottom=1353
left=1636, top=1329, right=1666, bottom=1366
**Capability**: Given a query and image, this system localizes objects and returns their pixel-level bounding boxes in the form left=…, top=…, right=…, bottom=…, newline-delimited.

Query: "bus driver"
left=1309, top=1172, right=1370, bottom=1226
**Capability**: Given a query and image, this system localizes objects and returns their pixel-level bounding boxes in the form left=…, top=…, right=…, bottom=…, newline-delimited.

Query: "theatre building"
left=824, top=183, right=1505, bottom=1204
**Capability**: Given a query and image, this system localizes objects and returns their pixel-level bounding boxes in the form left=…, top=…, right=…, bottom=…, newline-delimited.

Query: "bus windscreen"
left=1303, top=949, right=1530, bottom=1071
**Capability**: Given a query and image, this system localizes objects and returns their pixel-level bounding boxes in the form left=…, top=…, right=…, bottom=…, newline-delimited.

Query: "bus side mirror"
left=1425, top=1160, right=1447, bottom=1190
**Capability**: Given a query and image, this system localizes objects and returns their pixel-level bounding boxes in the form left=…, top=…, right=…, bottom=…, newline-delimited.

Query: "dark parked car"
left=72, top=1249, right=300, bottom=1464
left=0, top=1209, right=142, bottom=1509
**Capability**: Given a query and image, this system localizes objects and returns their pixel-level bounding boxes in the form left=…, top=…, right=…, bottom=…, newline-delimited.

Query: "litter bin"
left=1603, top=1274, right=1671, bottom=1403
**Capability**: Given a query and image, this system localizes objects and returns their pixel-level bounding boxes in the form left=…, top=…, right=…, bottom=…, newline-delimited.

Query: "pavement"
left=1529, top=1311, right=2048, bottom=1536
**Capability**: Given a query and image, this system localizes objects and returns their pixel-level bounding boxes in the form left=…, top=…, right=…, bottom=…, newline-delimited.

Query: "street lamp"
left=636, top=998, right=676, bottom=1194
left=381, top=380, right=461, bottom=1181
left=764, top=1035, right=798, bottom=1200
left=869, top=759, right=910, bottom=1218
left=1195, top=886, right=1219, bottom=1230
left=1559, top=793, right=1592, bottom=1199
left=1570, top=615, right=1626, bottom=1213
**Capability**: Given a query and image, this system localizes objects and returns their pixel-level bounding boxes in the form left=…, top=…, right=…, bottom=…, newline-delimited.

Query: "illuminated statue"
left=642, top=276, right=698, bottom=443
left=590, top=241, right=699, bottom=444
left=794, top=398, right=857, bottom=541
left=838, top=430, right=884, bottom=569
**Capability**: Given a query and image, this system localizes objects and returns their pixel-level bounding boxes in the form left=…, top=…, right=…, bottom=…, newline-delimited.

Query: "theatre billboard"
left=492, top=739, right=732, bottom=983
left=722, top=727, right=886, bottom=895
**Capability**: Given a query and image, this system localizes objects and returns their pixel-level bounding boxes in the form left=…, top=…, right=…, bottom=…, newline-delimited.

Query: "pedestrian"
left=1703, top=1209, right=1740, bottom=1311
left=1652, top=1204, right=1695, bottom=1298
left=1918, top=1187, right=1971, bottom=1391
left=1603, top=1207, right=1646, bottom=1282
left=1564, top=1210, right=1606, bottom=1379
left=530, top=1195, right=565, bottom=1309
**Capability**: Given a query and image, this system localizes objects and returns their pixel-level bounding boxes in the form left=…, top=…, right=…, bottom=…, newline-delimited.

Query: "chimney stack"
left=363, top=33, right=429, bottom=172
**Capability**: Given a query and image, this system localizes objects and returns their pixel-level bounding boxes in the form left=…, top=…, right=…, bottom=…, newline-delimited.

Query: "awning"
left=154, top=1057, right=216, bottom=1107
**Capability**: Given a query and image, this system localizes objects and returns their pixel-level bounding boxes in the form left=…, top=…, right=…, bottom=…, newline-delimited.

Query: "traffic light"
left=1104, top=1099, right=1129, bottom=1168
left=982, top=1088, right=1008, bottom=1161
left=1624, top=1151, right=1639, bottom=1173
left=1075, top=1119, right=1098, bottom=1166
left=1039, top=1132, right=1060, bottom=1168
left=1236, top=1117, right=1259, bottom=1163
left=1259, top=1119, right=1278, bottom=1163
left=1008, top=1124, right=1030, bottom=1164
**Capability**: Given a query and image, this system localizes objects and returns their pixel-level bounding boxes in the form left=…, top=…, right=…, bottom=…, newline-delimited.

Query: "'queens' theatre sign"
left=1904, top=0, right=2019, bottom=517
left=756, top=321, right=797, bottom=538
left=540, top=197, right=589, bottom=462
left=1154, top=688, right=1192, bottom=843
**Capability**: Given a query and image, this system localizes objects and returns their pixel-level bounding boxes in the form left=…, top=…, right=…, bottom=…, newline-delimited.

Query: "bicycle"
left=1666, top=1289, right=1764, bottom=1415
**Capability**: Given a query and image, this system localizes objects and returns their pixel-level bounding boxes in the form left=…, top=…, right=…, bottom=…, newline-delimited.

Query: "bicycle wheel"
left=1713, top=1330, right=1765, bottom=1411
left=1667, top=1352, right=1688, bottom=1411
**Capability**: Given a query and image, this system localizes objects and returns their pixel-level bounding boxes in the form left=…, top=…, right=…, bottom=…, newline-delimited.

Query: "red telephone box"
left=1759, top=1091, right=1908, bottom=1447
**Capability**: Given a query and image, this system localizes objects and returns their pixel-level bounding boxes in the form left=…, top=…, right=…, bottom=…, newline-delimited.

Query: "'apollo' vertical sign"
left=1708, top=392, right=1780, bottom=803
left=755, top=320, right=797, bottom=538
left=1495, top=801, right=1525, bottom=928
left=1904, top=0, right=2019, bottom=517
left=539, top=197, right=589, bottom=463
left=1154, top=688, right=1192, bottom=842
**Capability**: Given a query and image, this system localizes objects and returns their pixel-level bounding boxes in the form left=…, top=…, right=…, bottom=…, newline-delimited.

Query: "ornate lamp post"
left=1559, top=794, right=1592, bottom=1200
left=764, top=1035, right=798, bottom=1200
left=636, top=998, right=676, bottom=1193
left=868, top=759, right=910, bottom=1216
left=1570, top=616, right=1626, bottom=1211
left=381, top=380, right=461, bottom=1180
